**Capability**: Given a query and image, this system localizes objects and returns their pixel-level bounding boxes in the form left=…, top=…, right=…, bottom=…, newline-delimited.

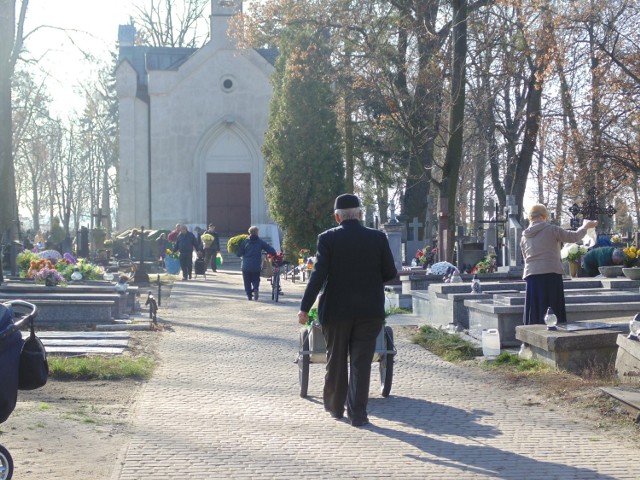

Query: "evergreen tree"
left=263, top=25, right=344, bottom=256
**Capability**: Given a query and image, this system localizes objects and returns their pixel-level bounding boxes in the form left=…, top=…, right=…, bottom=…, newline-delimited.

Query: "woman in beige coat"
left=520, top=204, right=597, bottom=325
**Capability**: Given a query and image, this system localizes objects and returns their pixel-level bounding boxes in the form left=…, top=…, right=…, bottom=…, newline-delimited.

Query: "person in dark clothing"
left=582, top=246, right=624, bottom=277
left=202, top=224, right=221, bottom=272
left=237, top=226, right=276, bottom=300
left=172, top=224, right=199, bottom=280
left=297, top=194, right=397, bottom=427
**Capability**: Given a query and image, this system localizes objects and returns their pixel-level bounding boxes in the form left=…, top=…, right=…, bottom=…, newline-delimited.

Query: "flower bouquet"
left=561, top=243, right=588, bottom=263
left=561, top=243, right=588, bottom=277
left=32, top=265, right=66, bottom=286
left=470, top=253, right=498, bottom=274
left=415, top=246, right=437, bottom=267
left=201, top=233, right=214, bottom=248
left=622, top=246, right=638, bottom=268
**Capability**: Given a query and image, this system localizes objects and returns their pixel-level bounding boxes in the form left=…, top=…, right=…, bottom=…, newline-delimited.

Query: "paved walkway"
left=112, top=269, right=638, bottom=479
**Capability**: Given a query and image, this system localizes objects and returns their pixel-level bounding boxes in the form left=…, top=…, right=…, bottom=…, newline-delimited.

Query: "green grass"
left=412, top=325, right=481, bottom=362
left=483, top=352, right=553, bottom=373
left=386, top=306, right=411, bottom=316
left=49, top=355, right=155, bottom=381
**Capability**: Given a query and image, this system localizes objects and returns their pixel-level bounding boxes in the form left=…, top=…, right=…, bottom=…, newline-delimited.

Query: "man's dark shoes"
left=349, top=417, right=369, bottom=427
left=326, top=409, right=343, bottom=420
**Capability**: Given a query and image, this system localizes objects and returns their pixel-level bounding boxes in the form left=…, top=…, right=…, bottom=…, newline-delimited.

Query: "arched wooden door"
left=206, top=173, right=251, bottom=236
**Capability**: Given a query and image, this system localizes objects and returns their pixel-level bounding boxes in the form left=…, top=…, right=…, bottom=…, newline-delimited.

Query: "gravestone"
left=382, top=202, right=403, bottom=272
left=498, top=195, right=523, bottom=272
left=483, top=199, right=498, bottom=252
left=78, top=227, right=89, bottom=258
left=406, top=216, right=424, bottom=264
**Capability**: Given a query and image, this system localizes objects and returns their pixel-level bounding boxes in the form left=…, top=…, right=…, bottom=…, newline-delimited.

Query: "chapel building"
left=115, top=0, right=276, bottom=236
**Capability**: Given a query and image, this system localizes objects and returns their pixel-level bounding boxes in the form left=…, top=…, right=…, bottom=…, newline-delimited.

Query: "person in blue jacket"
left=172, top=224, right=199, bottom=280
left=237, top=226, right=276, bottom=300
left=297, top=194, right=397, bottom=427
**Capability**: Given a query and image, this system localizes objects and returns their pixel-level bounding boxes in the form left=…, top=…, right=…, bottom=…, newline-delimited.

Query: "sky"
left=21, top=0, right=136, bottom=115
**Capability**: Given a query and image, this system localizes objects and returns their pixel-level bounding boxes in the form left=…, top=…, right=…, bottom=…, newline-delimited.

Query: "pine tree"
left=263, top=25, right=344, bottom=256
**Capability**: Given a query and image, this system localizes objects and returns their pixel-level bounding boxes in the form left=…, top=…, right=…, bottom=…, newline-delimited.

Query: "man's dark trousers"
left=179, top=252, right=193, bottom=279
left=322, top=317, right=383, bottom=421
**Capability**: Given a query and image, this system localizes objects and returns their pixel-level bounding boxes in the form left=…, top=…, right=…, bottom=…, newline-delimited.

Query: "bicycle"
left=267, top=253, right=287, bottom=302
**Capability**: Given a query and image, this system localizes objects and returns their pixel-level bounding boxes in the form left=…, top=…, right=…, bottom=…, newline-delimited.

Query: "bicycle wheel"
left=273, top=271, right=280, bottom=302
left=299, top=330, right=310, bottom=398
left=379, top=326, right=394, bottom=397
left=0, top=444, right=13, bottom=480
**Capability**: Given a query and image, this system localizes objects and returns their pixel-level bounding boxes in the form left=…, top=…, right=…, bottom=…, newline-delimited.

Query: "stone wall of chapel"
left=147, top=46, right=273, bottom=229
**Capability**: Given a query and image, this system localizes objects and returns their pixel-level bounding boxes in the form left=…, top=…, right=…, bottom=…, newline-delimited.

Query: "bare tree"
left=133, top=0, right=210, bottom=47
left=0, top=0, right=29, bottom=241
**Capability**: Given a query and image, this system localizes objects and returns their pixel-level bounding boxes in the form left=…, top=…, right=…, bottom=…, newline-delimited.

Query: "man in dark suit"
left=298, top=194, right=397, bottom=427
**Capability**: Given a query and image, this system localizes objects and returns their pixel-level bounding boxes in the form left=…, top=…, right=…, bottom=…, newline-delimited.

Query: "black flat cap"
left=334, top=193, right=360, bottom=210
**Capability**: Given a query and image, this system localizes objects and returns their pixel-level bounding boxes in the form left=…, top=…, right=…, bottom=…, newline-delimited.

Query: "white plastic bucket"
left=482, top=329, right=500, bottom=357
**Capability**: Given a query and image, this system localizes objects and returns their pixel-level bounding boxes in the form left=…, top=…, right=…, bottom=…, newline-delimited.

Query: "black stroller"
left=0, top=301, right=39, bottom=480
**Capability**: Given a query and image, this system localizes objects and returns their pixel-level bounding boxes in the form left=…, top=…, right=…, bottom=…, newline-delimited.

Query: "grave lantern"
left=544, top=307, right=558, bottom=330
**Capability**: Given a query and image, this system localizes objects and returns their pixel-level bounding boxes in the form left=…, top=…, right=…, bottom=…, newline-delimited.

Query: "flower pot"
left=164, top=256, right=181, bottom=275
left=598, top=266, right=623, bottom=278
left=622, top=267, right=640, bottom=280
left=569, top=261, right=578, bottom=278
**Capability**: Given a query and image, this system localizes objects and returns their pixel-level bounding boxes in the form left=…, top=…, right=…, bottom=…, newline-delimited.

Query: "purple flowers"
left=63, top=252, right=77, bottom=264
left=33, top=266, right=66, bottom=286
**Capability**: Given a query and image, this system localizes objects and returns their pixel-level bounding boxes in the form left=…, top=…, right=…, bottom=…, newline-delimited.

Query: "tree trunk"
left=440, top=0, right=468, bottom=262
left=0, top=0, right=17, bottom=240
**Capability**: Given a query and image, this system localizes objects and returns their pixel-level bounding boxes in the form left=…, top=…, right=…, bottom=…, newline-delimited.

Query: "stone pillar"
left=382, top=221, right=403, bottom=272
left=456, top=225, right=465, bottom=267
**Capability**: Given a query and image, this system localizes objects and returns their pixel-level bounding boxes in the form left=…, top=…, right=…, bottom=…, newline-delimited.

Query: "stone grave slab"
left=600, top=386, right=640, bottom=422
left=516, top=321, right=628, bottom=374
left=0, top=292, right=127, bottom=319
left=25, top=330, right=131, bottom=356
left=615, top=334, right=640, bottom=383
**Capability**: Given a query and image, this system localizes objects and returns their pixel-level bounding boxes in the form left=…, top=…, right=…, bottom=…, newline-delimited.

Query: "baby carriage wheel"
left=0, top=444, right=13, bottom=480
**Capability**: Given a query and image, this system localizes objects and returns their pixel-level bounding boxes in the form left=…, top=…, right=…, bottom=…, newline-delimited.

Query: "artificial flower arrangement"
left=166, top=248, right=179, bottom=259
left=20, top=251, right=104, bottom=283
left=622, top=245, right=638, bottom=267
left=415, top=245, right=437, bottom=266
left=561, top=243, right=588, bottom=263
left=32, top=265, right=67, bottom=286
left=470, top=253, right=498, bottom=274
left=58, top=257, right=104, bottom=281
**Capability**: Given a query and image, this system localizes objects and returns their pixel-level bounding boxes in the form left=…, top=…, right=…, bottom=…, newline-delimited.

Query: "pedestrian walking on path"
left=298, top=193, right=397, bottom=427
left=236, top=225, right=276, bottom=300
left=172, top=224, right=199, bottom=280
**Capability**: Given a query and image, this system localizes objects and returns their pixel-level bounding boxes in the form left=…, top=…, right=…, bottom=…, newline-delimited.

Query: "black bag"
left=18, top=320, right=48, bottom=391
left=194, top=257, right=206, bottom=275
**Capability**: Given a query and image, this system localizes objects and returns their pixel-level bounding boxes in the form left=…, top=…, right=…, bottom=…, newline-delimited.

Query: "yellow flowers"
left=623, top=246, right=637, bottom=267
